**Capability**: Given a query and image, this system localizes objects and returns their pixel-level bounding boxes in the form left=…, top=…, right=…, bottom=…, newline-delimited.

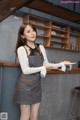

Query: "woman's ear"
left=21, top=35, right=25, bottom=39
left=20, top=35, right=26, bottom=44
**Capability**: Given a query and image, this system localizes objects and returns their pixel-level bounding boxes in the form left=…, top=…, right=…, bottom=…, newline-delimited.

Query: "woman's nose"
left=31, top=32, right=35, bottom=35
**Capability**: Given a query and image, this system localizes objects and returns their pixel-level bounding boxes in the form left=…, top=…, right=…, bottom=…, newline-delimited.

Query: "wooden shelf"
left=23, top=14, right=80, bottom=50
left=32, top=23, right=50, bottom=29
left=51, top=22, right=70, bottom=49
left=37, top=34, right=49, bottom=38
left=28, top=14, right=50, bottom=23
left=51, top=34, right=68, bottom=39
left=51, top=40, right=67, bottom=45
left=70, top=33, right=80, bottom=37
left=52, top=27, right=68, bottom=33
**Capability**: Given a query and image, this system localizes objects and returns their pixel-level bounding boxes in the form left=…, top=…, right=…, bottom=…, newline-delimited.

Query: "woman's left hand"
left=62, top=61, right=76, bottom=65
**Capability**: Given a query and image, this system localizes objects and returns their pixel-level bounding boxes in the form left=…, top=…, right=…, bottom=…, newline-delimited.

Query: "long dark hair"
left=15, top=21, right=37, bottom=55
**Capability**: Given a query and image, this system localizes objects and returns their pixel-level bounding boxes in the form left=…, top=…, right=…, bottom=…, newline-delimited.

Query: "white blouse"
left=17, top=44, right=66, bottom=78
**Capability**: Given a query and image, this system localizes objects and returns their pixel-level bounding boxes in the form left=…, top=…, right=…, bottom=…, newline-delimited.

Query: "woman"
left=15, top=21, right=75, bottom=120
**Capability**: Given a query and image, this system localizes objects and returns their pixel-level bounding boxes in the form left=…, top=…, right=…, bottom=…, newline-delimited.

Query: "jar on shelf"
left=51, top=31, right=56, bottom=35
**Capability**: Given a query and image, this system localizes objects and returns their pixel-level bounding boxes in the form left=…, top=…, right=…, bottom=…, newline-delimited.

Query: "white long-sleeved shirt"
left=17, top=44, right=66, bottom=77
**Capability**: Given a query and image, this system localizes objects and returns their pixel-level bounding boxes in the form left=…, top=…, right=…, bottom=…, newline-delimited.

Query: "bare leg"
left=30, top=103, right=40, bottom=120
left=20, top=105, right=30, bottom=120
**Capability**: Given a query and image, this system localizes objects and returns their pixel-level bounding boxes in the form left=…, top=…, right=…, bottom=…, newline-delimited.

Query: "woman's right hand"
left=40, top=66, right=47, bottom=78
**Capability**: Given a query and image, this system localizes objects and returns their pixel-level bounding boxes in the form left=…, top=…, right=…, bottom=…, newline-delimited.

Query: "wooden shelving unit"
left=51, top=22, right=70, bottom=49
left=23, top=14, right=80, bottom=52
left=69, top=26, right=80, bottom=51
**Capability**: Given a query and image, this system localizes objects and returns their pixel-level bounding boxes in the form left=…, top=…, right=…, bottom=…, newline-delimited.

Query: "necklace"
left=26, top=43, right=36, bottom=50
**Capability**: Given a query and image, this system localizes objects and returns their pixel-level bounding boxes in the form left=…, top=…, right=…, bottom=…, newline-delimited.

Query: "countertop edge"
left=0, top=61, right=80, bottom=74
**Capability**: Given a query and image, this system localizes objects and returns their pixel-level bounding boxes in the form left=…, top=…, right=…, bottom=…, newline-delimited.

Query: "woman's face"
left=23, top=25, right=37, bottom=42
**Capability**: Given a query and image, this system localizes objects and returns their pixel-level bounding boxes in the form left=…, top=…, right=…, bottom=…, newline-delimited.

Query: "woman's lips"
left=31, top=36, right=35, bottom=38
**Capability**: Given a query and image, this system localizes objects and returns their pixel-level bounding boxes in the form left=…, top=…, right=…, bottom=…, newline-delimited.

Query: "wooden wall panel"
left=26, top=0, right=80, bottom=24
left=0, top=0, right=31, bottom=22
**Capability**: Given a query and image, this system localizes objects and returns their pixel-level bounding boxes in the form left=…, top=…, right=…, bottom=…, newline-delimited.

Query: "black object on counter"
left=78, top=61, right=80, bottom=68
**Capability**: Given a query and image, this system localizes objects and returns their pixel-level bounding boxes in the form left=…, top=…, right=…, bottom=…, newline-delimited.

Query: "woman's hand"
left=61, top=61, right=76, bottom=65
left=44, top=61, right=76, bottom=71
left=40, top=66, right=47, bottom=78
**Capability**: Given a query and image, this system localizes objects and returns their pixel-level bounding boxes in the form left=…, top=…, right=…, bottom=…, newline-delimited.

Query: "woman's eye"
left=27, top=30, right=30, bottom=33
left=26, top=30, right=35, bottom=33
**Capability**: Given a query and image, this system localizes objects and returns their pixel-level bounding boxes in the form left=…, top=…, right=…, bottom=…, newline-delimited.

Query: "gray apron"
left=15, top=49, right=44, bottom=105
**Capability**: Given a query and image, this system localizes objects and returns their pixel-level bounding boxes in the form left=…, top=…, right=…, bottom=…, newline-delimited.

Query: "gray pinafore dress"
left=15, top=44, right=44, bottom=105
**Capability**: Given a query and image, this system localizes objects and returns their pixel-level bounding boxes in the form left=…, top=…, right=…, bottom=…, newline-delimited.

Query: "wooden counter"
left=0, top=61, right=80, bottom=74
left=0, top=62, right=80, bottom=120
left=48, top=68, right=80, bottom=74
left=0, top=61, right=19, bottom=67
